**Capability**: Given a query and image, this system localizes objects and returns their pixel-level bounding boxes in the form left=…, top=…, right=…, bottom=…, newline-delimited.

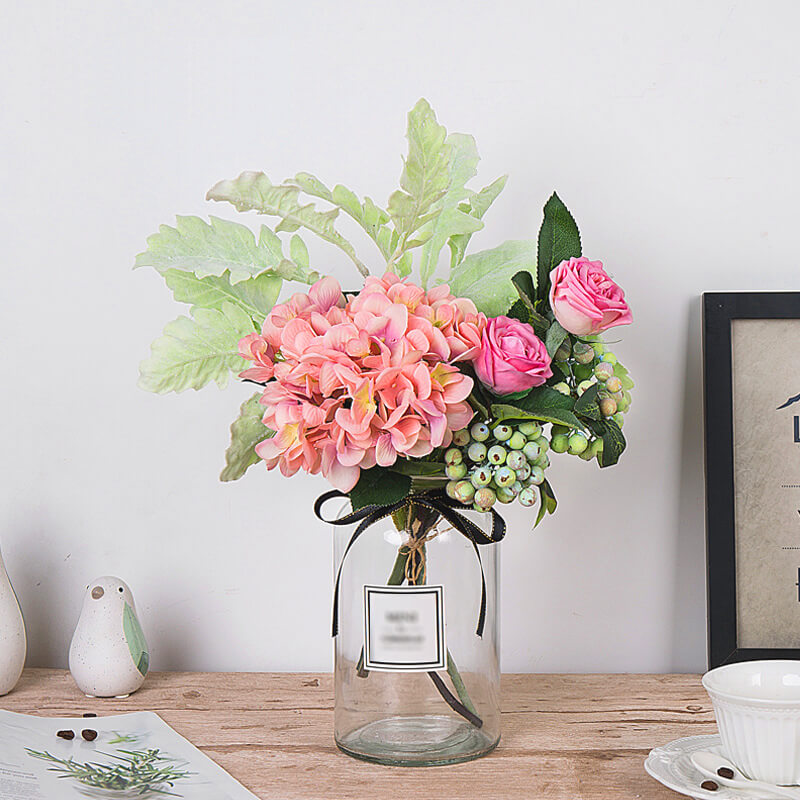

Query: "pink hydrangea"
left=240, top=273, right=485, bottom=491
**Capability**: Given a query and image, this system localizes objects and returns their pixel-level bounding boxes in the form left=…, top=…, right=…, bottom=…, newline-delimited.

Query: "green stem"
left=446, top=651, right=479, bottom=719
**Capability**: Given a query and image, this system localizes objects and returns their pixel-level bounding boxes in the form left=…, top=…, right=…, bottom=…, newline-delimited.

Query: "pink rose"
left=549, top=257, right=632, bottom=336
left=473, top=316, right=553, bottom=395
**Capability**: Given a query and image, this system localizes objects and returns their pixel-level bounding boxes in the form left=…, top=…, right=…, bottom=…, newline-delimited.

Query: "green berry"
left=577, top=379, right=595, bottom=396
left=568, top=433, right=589, bottom=455
left=508, top=432, right=526, bottom=450
left=579, top=447, right=596, bottom=461
left=574, top=341, right=595, bottom=364
left=551, top=433, right=569, bottom=453
left=494, top=466, right=516, bottom=487
left=487, top=445, right=507, bottom=465
left=444, top=447, right=463, bottom=466
left=553, top=382, right=571, bottom=395
left=602, top=352, right=618, bottom=365
left=518, top=421, right=542, bottom=437
left=474, top=486, right=496, bottom=510
left=507, top=450, right=527, bottom=471
left=605, top=376, right=622, bottom=393
left=522, top=441, right=540, bottom=462
left=471, top=466, right=493, bottom=487
left=594, top=361, right=614, bottom=382
left=535, top=436, right=549, bottom=453
left=510, top=480, right=524, bottom=496
left=534, top=453, right=550, bottom=469
left=467, top=442, right=487, bottom=462
left=454, top=480, right=475, bottom=504
left=446, top=462, right=468, bottom=480
left=599, top=397, right=618, bottom=417
left=529, top=466, right=545, bottom=485
left=591, top=341, right=606, bottom=357
left=515, top=463, right=531, bottom=481
left=519, top=487, right=538, bottom=506
left=453, top=429, right=470, bottom=447
left=613, top=412, right=625, bottom=427
left=446, top=480, right=460, bottom=499
left=493, top=424, right=513, bottom=442
left=496, top=486, right=516, bottom=504
left=470, top=422, right=490, bottom=442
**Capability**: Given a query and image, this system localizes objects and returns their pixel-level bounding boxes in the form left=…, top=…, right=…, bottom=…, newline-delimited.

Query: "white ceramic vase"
left=0, top=544, right=27, bottom=696
left=69, top=576, right=149, bottom=698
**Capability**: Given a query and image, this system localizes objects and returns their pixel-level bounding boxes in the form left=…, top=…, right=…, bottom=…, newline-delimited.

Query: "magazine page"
left=0, top=709, right=259, bottom=800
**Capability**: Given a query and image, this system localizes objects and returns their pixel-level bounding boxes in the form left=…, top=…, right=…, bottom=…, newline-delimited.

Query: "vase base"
left=335, top=715, right=499, bottom=766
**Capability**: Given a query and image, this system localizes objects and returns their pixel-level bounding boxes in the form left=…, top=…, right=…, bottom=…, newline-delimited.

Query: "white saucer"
left=645, top=734, right=778, bottom=800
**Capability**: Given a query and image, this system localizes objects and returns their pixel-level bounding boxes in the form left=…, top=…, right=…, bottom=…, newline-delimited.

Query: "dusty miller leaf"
left=418, top=133, right=483, bottom=288
left=138, top=302, right=255, bottom=394
left=207, top=171, right=367, bottom=276
left=220, top=393, right=274, bottom=482
left=387, top=99, right=451, bottom=253
left=447, top=240, right=536, bottom=317
left=134, top=215, right=315, bottom=284
left=448, top=174, right=507, bottom=268
left=164, top=269, right=282, bottom=326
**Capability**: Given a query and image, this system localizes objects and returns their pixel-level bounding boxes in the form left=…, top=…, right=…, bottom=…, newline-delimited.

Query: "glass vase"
left=332, top=500, right=500, bottom=766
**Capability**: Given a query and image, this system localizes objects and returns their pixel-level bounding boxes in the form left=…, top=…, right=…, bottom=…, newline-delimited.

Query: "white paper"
left=0, top=709, right=258, bottom=800
left=363, top=584, right=446, bottom=672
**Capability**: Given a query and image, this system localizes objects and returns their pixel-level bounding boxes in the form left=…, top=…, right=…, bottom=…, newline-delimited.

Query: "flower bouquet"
left=136, top=99, right=633, bottom=765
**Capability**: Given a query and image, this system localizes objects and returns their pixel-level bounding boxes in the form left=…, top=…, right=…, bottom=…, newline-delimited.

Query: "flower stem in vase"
left=355, top=501, right=483, bottom=727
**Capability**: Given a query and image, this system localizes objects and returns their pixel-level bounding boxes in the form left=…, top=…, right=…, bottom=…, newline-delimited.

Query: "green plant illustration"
left=27, top=747, right=192, bottom=797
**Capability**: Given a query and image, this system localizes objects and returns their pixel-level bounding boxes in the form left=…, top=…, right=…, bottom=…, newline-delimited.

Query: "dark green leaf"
left=511, top=270, right=550, bottom=330
left=545, top=321, right=568, bottom=358
left=574, top=383, right=602, bottom=421
left=349, top=467, right=412, bottom=511
left=534, top=479, right=558, bottom=528
left=596, top=418, right=626, bottom=468
left=537, top=192, right=581, bottom=303
left=491, top=386, right=583, bottom=429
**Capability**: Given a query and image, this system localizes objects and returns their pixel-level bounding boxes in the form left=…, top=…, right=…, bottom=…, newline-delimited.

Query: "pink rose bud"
left=474, top=316, right=553, bottom=395
left=549, top=257, right=633, bottom=336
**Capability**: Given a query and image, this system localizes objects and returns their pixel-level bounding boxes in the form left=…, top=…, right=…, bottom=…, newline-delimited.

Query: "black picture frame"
left=704, top=291, right=800, bottom=668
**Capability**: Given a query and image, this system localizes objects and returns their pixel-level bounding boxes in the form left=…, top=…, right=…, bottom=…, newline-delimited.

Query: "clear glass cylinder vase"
left=332, top=500, right=500, bottom=766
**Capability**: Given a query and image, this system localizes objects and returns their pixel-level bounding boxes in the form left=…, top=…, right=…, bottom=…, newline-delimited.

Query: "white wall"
left=2, top=0, right=797, bottom=674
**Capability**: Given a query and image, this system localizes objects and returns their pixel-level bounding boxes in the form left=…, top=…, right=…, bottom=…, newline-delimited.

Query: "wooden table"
left=1, top=669, right=713, bottom=799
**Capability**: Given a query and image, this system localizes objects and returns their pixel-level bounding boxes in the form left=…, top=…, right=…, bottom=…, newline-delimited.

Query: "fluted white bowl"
left=703, top=660, right=800, bottom=785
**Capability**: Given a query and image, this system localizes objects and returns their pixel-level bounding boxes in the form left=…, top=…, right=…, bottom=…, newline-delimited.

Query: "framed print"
left=704, top=292, right=800, bottom=667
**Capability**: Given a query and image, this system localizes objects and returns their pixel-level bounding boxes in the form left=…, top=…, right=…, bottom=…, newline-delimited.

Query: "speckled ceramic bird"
left=69, top=576, right=149, bottom=698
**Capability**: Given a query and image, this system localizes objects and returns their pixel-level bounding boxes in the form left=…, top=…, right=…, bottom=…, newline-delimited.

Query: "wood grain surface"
left=0, top=670, right=712, bottom=799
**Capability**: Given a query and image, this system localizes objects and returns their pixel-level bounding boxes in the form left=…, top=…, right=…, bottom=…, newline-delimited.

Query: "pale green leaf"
left=220, top=393, right=274, bottom=482
left=448, top=175, right=508, bottom=268
left=138, top=303, right=255, bottom=394
left=207, top=171, right=367, bottom=277
left=122, top=602, right=149, bottom=677
left=447, top=240, right=535, bottom=317
left=388, top=99, right=451, bottom=250
left=134, top=215, right=315, bottom=284
left=418, top=133, right=482, bottom=288
left=164, top=269, right=281, bottom=325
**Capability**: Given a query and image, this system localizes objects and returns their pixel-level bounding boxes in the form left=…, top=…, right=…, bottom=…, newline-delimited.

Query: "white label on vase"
left=362, top=585, right=446, bottom=672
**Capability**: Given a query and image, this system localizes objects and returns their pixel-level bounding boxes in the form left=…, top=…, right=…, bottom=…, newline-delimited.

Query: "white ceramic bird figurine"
left=69, top=576, right=149, bottom=698
left=0, top=544, right=26, bottom=696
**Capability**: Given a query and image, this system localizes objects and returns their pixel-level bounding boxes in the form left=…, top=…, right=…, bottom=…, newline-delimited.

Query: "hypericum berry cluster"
left=444, top=421, right=550, bottom=511
left=548, top=337, right=633, bottom=462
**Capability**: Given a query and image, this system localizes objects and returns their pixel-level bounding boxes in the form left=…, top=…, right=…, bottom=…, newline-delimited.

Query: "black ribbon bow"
left=314, top=488, right=506, bottom=639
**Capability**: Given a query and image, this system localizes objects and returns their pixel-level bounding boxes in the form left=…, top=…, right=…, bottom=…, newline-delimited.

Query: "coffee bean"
left=717, top=767, right=734, bottom=779
left=81, top=729, right=98, bottom=741
left=82, top=712, right=97, bottom=718
left=56, top=730, right=74, bottom=740
left=700, top=780, right=718, bottom=791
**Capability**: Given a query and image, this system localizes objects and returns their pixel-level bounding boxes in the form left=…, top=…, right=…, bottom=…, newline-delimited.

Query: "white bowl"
left=703, top=660, right=800, bottom=785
